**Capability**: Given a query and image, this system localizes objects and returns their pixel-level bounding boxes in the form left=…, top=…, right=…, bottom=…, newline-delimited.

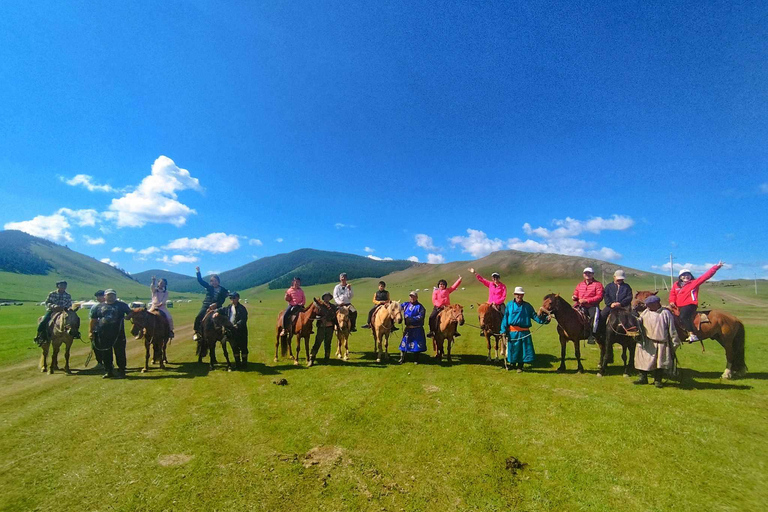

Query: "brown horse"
left=371, top=301, right=403, bottom=363
left=39, top=306, right=81, bottom=374
left=335, top=305, right=352, bottom=361
left=478, top=303, right=505, bottom=363
left=633, top=290, right=747, bottom=379
left=198, top=307, right=235, bottom=370
left=130, top=307, right=170, bottom=373
left=274, top=299, right=330, bottom=365
left=433, top=304, right=465, bottom=363
left=600, top=308, right=639, bottom=377
left=540, top=293, right=597, bottom=373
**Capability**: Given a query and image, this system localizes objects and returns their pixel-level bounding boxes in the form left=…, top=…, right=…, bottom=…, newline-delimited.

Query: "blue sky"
left=1, top=1, right=766, bottom=279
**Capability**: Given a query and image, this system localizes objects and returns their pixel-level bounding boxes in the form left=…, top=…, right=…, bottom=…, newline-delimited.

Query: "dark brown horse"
left=433, top=304, right=465, bottom=363
left=540, top=293, right=603, bottom=373
left=130, top=307, right=170, bottom=373
left=198, top=308, right=235, bottom=370
left=601, top=308, right=639, bottom=377
left=633, top=290, right=747, bottom=379
left=478, top=303, right=504, bottom=363
left=274, top=299, right=333, bottom=365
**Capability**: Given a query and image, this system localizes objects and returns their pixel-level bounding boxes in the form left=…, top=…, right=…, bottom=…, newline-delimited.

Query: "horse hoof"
left=721, top=369, right=733, bottom=380
left=48, top=368, right=54, bottom=375
left=596, top=373, right=603, bottom=378
left=623, top=373, right=630, bottom=378
left=376, top=358, right=381, bottom=363
left=40, top=367, right=46, bottom=373
left=577, top=368, right=584, bottom=374
left=556, top=367, right=565, bottom=373
left=65, top=368, right=72, bottom=375
left=227, top=367, right=232, bottom=372
left=344, top=356, right=349, bottom=361
left=273, top=357, right=278, bottom=363
left=293, top=360, right=299, bottom=366
left=141, top=368, right=147, bottom=373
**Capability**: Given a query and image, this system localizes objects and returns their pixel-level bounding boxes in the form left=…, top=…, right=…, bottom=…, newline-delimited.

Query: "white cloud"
left=157, top=254, right=199, bottom=265
left=652, top=262, right=732, bottom=273
left=407, top=256, right=419, bottom=262
left=449, top=229, right=504, bottom=258
left=364, top=247, right=375, bottom=253
left=276, top=238, right=284, bottom=243
left=760, top=183, right=768, bottom=194
left=5, top=213, right=73, bottom=242
left=61, top=174, right=120, bottom=193
left=164, top=232, right=240, bottom=254
left=415, top=234, right=439, bottom=251
left=111, top=247, right=123, bottom=252
left=249, top=238, right=263, bottom=246
left=523, top=215, right=634, bottom=239
left=124, top=247, right=136, bottom=253
left=335, top=223, right=356, bottom=229
left=100, top=257, right=119, bottom=268
left=507, top=236, right=622, bottom=260
left=138, top=246, right=161, bottom=255
left=84, top=236, right=105, bottom=245
left=427, top=253, right=445, bottom=264
left=367, top=255, right=393, bottom=261
left=4, top=208, right=100, bottom=243
left=106, top=155, right=202, bottom=227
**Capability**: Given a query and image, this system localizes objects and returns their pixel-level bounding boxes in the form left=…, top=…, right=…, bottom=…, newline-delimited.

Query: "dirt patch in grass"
left=302, top=445, right=345, bottom=469
left=423, top=384, right=440, bottom=393
left=158, top=454, right=194, bottom=467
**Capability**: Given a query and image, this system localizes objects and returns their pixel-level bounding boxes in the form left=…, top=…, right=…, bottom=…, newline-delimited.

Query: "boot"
left=653, top=369, right=664, bottom=388
left=687, top=333, right=699, bottom=342
left=241, top=355, right=248, bottom=370
left=169, top=330, right=175, bottom=339
left=587, top=335, right=596, bottom=345
left=454, top=331, right=461, bottom=337
left=634, top=371, right=648, bottom=385
left=399, top=352, right=405, bottom=364
left=361, top=324, right=371, bottom=329
left=234, top=356, right=241, bottom=369
left=426, top=332, right=434, bottom=338
left=193, top=332, right=201, bottom=342
left=307, top=353, right=315, bottom=367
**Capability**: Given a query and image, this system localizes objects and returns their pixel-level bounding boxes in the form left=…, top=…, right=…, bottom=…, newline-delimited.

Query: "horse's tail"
left=733, top=321, right=747, bottom=374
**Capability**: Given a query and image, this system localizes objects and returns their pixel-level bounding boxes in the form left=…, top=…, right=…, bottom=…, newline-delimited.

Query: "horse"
left=633, top=290, right=747, bottom=379
left=39, top=306, right=81, bottom=374
left=130, top=307, right=170, bottom=373
left=197, top=307, right=235, bottom=370
left=433, top=304, right=465, bottom=363
left=601, top=308, right=639, bottom=377
left=370, top=301, right=403, bottom=363
left=540, top=293, right=602, bottom=373
left=335, top=305, right=352, bottom=361
left=274, top=299, right=329, bottom=365
left=478, top=303, right=505, bottom=362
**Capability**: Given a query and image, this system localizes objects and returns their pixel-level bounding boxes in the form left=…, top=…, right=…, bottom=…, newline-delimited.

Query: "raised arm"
left=475, top=274, right=491, bottom=288
left=150, top=275, right=157, bottom=294
left=692, top=263, right=722, bottom=288
left=447, top=276, right=462, bottom=293
left=196, top=267, right=212, bottom=291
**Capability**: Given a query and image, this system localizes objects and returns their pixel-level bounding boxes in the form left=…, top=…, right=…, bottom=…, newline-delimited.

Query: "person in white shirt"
left=333, top=273, right=357, bottom=332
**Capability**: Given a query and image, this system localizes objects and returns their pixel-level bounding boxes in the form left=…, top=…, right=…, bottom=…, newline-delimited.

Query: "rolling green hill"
left=0, top=230, right=152, bottom=301
left=129, top=269, right=200, bottom=290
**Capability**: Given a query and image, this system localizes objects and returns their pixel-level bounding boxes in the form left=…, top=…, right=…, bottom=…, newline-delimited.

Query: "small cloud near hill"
left=164, top=232, right=240, bottom=254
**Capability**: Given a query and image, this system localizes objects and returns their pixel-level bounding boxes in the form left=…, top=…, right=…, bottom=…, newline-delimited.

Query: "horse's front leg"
left=383, top=332, right=389, bottom=361
left=557, top=333, right=567, bottom=372
left=485, top=332, right=492, bottom=362
left=722, top=337, right=734, bottom=380
left=209, top=340, right=217, bottom=370
left=221, top=339, right=233, bottom=371
left=49, top=340, right=60, bottom=374
left=304, top=335, right=311, bottom=364
left=446, top=336, right=453, bottom=364
left=40, top=343, right=49, bottom=373
left=597, top=333, right=608, bottom=377
left=621, top=344, right=629, bottom=377
left=575, top=338, right=584, bottom=374
left=142, top=338, right=150, bottom=373
left=63, top=340, right=72, bottom=374
left=294, top=335, right=302, bottom=366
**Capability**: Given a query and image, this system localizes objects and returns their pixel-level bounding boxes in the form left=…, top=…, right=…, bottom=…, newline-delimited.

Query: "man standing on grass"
left=635, top=295, right=680, bottom=388
left=89, top=289, right=133, bottom=379
left=91, top=290, right=106, bottom=370
left=309, top=292, right=337, bottom=366
left=500, top=287, right=550, bottom=372
left=214, top=292, right=249, bottom=369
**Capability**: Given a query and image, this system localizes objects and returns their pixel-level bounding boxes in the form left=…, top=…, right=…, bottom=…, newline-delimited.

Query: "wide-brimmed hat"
left=583, top=267, right=594, bottom=274
left=678, top=268, right=693, bottom=277
left=321, top=292, right=333, bottom=301
left=613, top=269, right=626, bottom=280
left=514, top=286, right=525, bottom=295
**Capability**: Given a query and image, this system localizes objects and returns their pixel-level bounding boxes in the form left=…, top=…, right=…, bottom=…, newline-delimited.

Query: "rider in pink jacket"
left=427, top=276, right=462, bottom=338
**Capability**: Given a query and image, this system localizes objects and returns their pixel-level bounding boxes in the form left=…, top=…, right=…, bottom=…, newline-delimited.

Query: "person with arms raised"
left=193, top=267, right=229, bottom=342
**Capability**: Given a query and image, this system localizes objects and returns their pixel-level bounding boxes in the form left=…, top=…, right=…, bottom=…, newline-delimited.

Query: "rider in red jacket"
left=669, top=261, right=725, bottom=341
left=572, top=267, right=604, bottom=343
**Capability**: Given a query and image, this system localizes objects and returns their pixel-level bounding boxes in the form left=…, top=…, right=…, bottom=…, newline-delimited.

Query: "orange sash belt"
left=508, top=326, right=530, bottom=332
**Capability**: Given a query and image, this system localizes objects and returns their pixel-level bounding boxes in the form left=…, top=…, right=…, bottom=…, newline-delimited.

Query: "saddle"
left=573, top=306, right=592, bottom=339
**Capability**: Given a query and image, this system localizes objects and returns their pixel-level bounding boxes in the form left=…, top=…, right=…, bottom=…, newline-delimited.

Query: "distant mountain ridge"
left=134, top=249, right=418, bottom=293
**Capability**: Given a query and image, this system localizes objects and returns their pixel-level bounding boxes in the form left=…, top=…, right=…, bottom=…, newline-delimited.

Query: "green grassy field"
left=0, top=278, right=766, bottom=511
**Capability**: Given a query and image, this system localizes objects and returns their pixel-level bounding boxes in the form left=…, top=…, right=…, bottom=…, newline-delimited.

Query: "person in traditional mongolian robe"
left=399, top=291, right=426, bottom=364
left=635, top=294, right=681, bottom=388
left=500, top=287, right=550, bottom=372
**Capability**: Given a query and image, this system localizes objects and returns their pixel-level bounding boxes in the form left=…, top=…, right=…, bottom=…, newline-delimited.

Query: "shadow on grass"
left=683, top=369, right=768, bottom=381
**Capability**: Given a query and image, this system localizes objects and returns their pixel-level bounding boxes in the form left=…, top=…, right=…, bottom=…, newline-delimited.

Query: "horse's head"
left=130, top=307, right=148, bottom=337
left=447, top=304, right=464, bottom=326
left=313, top=298, right=335, bottom=322
left=388, top=301, right=403, bottom=324
left=632, top=290, right=658, bottom=313
left=541, top=293, right=562, bottom=315
left=213, top=311, right=234, bottom=332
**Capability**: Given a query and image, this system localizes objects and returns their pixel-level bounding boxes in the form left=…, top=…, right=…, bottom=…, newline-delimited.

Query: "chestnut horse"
left=130, top=307, right=170, bottom=373
left=39, top=306, right=81, bottom=374
left=274, top=299, right=331, bottom=365
left=433, top=304, right=465, bottom=363
left=478, top=303, right=505, bottom=362
left=633, top=290, right=747, bottom=379
left=335, top=305, right=352, bottom=361
left=197, top=307, right=235, bottom=370
left=540, top=293, right=598, bottom=373
left=371, top=301, right=403, bottom=363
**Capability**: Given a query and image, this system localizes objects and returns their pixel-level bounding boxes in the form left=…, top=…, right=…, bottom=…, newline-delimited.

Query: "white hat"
left=613, top=269, right=626, bottom=280
left=583, top=267, right=594, bottom=274
left=678, top=268, right=692, bottom=277
left=513, top=286, right=525, bottom=295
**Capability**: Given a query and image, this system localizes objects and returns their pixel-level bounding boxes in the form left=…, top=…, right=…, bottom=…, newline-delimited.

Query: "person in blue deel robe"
left=399, top=291, right=427, bottom=363
left=500, top=286, right=550, bottom=371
